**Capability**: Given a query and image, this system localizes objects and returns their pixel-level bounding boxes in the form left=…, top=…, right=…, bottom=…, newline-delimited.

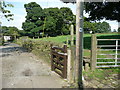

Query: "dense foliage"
left=84, top=21, right=111, bottom=33
left=2, top=26, right=20, bottom=40
left=118, top=27, right=120, bottom=32
left=0, top=1, right=14, bottom=22
left=84, top=2, right=120, bottom=22
left=22, top=2, right=112, bottom=38
left=22, top=2, right=74, bottom=38
left=84, top=1, right=120, bottom=32
left=0, top=1, right=14, bottom=45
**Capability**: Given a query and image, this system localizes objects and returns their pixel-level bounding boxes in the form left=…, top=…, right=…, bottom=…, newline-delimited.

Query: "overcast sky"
left=1, top=0, right=118, bottom=31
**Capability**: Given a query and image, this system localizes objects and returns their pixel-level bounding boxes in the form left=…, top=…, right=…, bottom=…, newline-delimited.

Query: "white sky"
left=1, top=0, right=118, bottom=31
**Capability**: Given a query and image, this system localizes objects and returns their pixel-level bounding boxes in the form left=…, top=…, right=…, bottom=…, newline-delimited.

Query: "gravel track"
left=1, top=43, right=68, bottom=88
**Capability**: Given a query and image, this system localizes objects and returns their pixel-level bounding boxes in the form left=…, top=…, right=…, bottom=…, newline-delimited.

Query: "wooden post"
left=71, top=46, right=76, bottom=83
left=66, top=37, right=69, bottom=46
left=50, top=44, right=54, bottom=71
left=63, top=45, right=67, bottom=78
left=90, top=34, right=97, bottom=71
left=75, top=0, right=84, bottom=88
left=67, top=49, right=72, bottom=83
left=70, top=24, right=74, bottom=46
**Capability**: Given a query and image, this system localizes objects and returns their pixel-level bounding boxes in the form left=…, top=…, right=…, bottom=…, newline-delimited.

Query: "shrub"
left=16, top=37, right=63, bottom=64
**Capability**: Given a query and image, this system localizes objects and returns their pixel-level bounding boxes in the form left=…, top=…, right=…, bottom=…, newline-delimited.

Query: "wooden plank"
left=53, top=59, right=64, bottom=65
left=54, top=69, right=64, bottom=78
left=51, top=50, right=67, bottom=56
left=53, top=64, right=63, bottom=71
left=52, top=46, right=64, bottom=51
left=51, top=52, right=66, bottom=59
left=97, top=39, right=120, bottom=41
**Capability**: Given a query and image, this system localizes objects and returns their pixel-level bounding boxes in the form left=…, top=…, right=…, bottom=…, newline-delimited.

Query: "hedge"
left=16, top=37, right=64, bottom=65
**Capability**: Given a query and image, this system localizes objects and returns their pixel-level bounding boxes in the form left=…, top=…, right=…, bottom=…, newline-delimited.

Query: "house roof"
left=60, top=0, right=76, bottom=3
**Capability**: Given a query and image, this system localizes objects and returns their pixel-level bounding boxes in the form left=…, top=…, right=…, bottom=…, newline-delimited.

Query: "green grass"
left=30, top=33, right=120, bottom=86
left=33, top=32, right=120, bottom=49
left=32, top=32, right=120, bottom=58
left=83, top=68, right=119, bottom=81
left=84, top=49, right=91, bottom=57
left=35, top=35, right=71, bottom=43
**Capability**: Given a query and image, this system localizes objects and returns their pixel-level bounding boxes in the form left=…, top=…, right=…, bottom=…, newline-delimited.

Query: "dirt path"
left=1, top=43, right=68, bottom=88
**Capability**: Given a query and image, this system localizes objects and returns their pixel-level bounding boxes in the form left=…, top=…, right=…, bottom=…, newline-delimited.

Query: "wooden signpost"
left=60, top=0, right=84, bottom=88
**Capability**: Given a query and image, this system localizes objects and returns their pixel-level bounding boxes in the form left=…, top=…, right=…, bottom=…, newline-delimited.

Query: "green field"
left=34, top=32, right=120, bottom=47
left=32, top=32, right=120, bottom=57
left=30, top=33, right=120, bottom=86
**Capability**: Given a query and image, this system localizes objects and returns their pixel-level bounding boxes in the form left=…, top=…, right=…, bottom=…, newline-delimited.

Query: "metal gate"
left=51, top=45, right=67, bottom=78
left=96, top=39, right=120, bottom=68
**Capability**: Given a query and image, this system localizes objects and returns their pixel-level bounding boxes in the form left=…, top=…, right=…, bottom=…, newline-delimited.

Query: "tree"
left=43, top=7, right=61, bottom=36
left=23, top=2, right=75, bottom=37
left=43, top=16, right=57, bottom=36
left=1, top=26, right=20, bottom=41
left=84, top=21, right=96, bottom=33
left=0, top=1, right=14, bottom=21
left=113, top=29, right=117, bottom=32
left=0, top=1, right=14, bottom=45
left=60, top=7, right=74, bottom=35
left=118, top=27, right=120, bottom=32
left=1, top=26, right=9, bottom=35
left=83, top=21, right=111, bottom=33
left=8, top=27, right=20, bottom=40
left=43, top=7, right=74, bottom=36
left=2, top=26, right=20, bottom=40
left=85, top=2, right=120, bottom=29
left=22, top=2, right=45, bottom=38
left=18, top=30, right=26, bottom=36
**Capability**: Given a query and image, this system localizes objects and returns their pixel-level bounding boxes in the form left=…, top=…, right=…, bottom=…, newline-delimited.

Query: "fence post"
left=63, top=45, right=67, bottom=78
left=90, top=34, right=97, bottom=71
left=70, top=24, right=74, bottom=46
left=50, top=44, right=54, bottom=71
left=67, top=49, right=71, bottom=82
left=63, top=45, right=67, bottom=53
left=71, top=46, right=76, bottom=83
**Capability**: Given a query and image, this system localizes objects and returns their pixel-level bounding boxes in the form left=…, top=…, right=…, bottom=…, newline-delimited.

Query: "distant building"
left=4, top=36, right=12, bottom=41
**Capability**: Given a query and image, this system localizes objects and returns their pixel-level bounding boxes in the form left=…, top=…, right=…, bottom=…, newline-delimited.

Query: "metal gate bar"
left=96, top=39, right=120, bottom=68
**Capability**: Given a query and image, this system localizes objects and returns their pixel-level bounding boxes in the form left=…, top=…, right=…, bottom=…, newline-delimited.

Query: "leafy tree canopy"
left=22, top=2, right=45, bottom=38
left=2, top=26, right=20, bottom=39
left=85, top=2, right=120, bottom=22
left=84, top=21, right=111, bottom=33
left=22, top=2, right=74, bottom=37
left=0, top=1, right=14, bottom=21
left=118, top=27, right=120, bottom=32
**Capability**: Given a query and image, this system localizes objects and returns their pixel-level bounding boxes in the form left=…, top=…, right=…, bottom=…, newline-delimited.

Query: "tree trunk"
left=14, top=35, right=16, bottom=40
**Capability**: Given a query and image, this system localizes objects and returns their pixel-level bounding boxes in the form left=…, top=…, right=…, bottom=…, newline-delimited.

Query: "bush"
left=16, top=37, right=63, bottom=64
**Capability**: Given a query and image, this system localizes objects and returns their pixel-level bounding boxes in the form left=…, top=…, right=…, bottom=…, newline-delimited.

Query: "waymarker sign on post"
left=60, top=0, right=84, bottom=88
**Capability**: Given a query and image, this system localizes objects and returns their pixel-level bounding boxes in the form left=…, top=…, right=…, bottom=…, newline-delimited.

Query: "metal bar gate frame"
left=96, top=39, right=120, bottom=68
